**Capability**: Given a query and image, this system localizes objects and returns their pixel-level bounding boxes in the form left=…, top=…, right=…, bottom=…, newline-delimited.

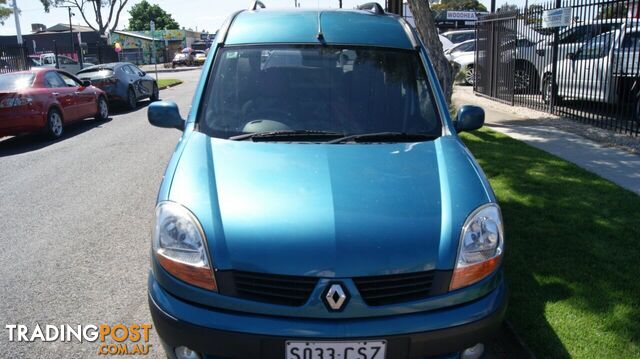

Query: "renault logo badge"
left=323, top=283, right=349, bottom=312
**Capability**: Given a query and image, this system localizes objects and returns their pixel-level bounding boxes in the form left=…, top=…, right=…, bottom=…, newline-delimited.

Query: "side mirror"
left=567, top=52, right=575, bottom=60
left=148, top=101, right=184, bottom=130
left=140, top=71, right=146, bottom=76
left=82, top=80, right=91, bottom=87
left=454, top=105, right=485, bottom=133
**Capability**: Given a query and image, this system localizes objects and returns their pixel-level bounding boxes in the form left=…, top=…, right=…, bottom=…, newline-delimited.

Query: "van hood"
left=168, top=132, right=493, bottom=277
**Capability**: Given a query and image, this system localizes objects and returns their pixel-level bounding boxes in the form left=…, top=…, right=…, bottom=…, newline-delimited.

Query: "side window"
left=122, top=65, right=134, bottom=75
left=58, top=72, right=80, bottom=87
left=576, top=32, right=613, bottom=60
left=559, top=26, right=591, bottom=44
left=59, top=56, right=78, bottom=65
left=42, top=56, right=55, bottom=65
left=44, top=72, right=66, bottom=88
left=622, top=32, right=640, bottom=50
left=129, top=65, right=143, bottom=76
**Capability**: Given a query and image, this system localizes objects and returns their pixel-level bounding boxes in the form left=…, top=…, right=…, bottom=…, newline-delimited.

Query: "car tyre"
left=45, top=108, right=64, bottom=139
left=150, top=83, right=159, bottom=102
left=126, top=88, right=137, bottom=110
left=464, top=65, right=475, bottom=86
left=542, top=74, right=562, bottom=105
left=95, top=96, right=109, bottom=121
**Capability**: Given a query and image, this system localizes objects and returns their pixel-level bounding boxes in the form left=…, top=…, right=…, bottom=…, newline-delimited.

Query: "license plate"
left=285, top=340, right=386, bottom=359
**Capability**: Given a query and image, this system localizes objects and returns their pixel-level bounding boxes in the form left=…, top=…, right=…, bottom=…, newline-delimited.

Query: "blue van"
left=147, top=3, right=506, bottom=359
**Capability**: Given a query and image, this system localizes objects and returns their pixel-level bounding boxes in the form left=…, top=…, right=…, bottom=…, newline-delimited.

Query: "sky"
left=0, top=0, right=525, bottom=36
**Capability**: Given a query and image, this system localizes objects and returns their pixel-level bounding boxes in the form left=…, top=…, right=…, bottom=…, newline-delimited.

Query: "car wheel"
left=464, top=66, right=475, bottom=86
left=542, top=74, right=562, bottom=105
left=45, top=108, right=64, bottom=139
left=514, top=65, right=536, bottom=93
left=127, top=88, right=137, bottom=110
left=150, top=83, right=159, bottom=102
left=95, top=96, right=109, bottom=121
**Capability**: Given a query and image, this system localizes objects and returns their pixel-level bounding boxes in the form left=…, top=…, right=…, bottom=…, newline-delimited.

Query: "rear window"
left=0, top=73, right=35, bottom=91
left=77, top=69, right=114, bottom=79
left=199, top=45, right=441, bottom=140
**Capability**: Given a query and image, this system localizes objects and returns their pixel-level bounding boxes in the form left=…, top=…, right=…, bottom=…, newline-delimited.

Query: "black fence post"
left=549, top=0, right=561, bottom=113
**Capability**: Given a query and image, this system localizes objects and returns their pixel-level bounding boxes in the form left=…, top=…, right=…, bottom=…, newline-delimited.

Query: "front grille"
left=217, top=270, right=318, bottom=306
left=353, top=270, right=451, bottom=306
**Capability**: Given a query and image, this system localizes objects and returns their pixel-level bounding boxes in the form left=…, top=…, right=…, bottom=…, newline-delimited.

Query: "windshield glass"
left=199, top=46, right=441, bottom=140
left=0, top=73, right=35, bottom=91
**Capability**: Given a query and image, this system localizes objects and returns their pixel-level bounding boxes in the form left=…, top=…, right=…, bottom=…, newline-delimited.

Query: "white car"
left=451, top=51, right=475, bottom=86
left=541, top=22, right=639, bottom=117
left=29, top=53, right=93, bottom=74
left=439, top=35, right=454, bottom=51
left=440, top=29, right=476, bottom=51
left=445, top=39, right=475, bottom=61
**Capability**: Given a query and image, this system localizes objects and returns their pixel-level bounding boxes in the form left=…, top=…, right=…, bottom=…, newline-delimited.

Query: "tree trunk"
left=407, top=0, right=453, bottom=105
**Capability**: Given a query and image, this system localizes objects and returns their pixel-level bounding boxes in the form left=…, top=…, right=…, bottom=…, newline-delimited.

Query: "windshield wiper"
left=229, top=130, right=345, bottom=142
left=327, top=132, right=439, bottom=144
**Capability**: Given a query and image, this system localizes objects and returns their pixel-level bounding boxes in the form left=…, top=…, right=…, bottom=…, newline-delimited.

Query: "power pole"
left=67, top=7, right=75, bottom=54
left=339, top=0, right=342, bottom=8
left=12, top=0, right=22, bottom=44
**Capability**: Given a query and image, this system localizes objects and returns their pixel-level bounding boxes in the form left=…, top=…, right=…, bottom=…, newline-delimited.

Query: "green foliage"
left=498, top=3, right=519, bottom=12
left=461, top=128, right=640, bottom=358
left=0, top=0, right=12, bottom=26
left=128, top=0, right=179, bottom=31
left=432, top=0, right=487, bottom=12
left=597, top=1, right=627, bottom=19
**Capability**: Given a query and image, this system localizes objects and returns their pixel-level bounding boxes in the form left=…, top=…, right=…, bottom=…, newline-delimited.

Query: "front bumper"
left=149, top=274, right=507, bottom=359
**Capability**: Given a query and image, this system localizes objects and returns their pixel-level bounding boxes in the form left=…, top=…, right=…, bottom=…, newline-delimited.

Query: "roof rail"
left=357, top=2, right=384, bottom=14
left=249, top=1, right=265, bottom=10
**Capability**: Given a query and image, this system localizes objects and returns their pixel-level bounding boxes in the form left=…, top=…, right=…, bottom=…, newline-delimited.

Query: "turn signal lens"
left=450, top=204, right=504, bottom=291
left=152, top=202, right=217, bottom=291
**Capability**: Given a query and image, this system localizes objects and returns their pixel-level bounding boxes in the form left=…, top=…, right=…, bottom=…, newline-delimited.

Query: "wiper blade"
left=229, top=130, right=345, bottom=142
left=327, top=132, right=438, bottom=144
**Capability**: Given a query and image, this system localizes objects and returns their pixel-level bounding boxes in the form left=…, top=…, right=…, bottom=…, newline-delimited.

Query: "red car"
left=0, top=68, right=109, bottom=139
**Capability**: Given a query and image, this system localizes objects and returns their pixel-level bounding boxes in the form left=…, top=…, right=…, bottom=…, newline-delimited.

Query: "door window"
left=58, top=72, right=81, bottom=87
left=59, top=56, right=78, bottom=65
left=622, top=32, right=640, bottom=50
left=129, top=65, right=144, bottom=76
left=576, top=31, right=615, bottom=60
left=122, top=65, right=134, bottom=75
left=42, top=56, right=55, bottom=65
left=44, top=72, right=67, bottom=88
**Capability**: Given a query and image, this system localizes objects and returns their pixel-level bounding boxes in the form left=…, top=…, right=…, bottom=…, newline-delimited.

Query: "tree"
left=39, top=0, right=130, bottom=36
left=597, top=1, right=627, bottom=19
left=0, top=0, right=12, bottom=26
left=432, top=0, right=486, bottom=12
left=498, top=3, right=519, bottom=12
left=128, top=0, right=179, bottom=31
left=407, top=0, right=454, bottom=104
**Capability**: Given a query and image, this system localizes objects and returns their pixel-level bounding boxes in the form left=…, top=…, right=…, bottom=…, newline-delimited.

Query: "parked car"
left=147, top=5, right=505, bottom=359
left=0, top=68, right=108, bottom=139
left=172, top=49, right=195, bottom=68
left=445, top=39, right=475, bottom=61
left=77, top=62, right=159, bottom=110
left=29, top=53, right=94, bottom=74
left=439, top=34, right=454, bottom=50
left=193, top=50, right=207, bottom=66
left=452, top=50, right=476, bottom=85
left=541, top=24, right=640, bottom=114
left=441, top=29, right=476, bottom=51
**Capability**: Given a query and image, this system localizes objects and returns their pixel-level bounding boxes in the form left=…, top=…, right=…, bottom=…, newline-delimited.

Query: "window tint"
left=44, top=72, right=66, bottom=88
left=559, top=26, right=592, bottom=44
left=122, top=65, right=134, bottom=75
left=199, top=46, right=441, bottom=139
left=576, top=31, right=614, bottom=59
left=42, top=56, right=55, bottom=65
left=622, top=32, right=640, bottom=49
left=58, top=72, right=80, bottom=87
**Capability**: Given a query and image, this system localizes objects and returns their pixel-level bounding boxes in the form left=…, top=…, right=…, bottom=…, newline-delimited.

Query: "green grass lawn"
left=460, top=129, right=640, bottom=358
left=158, top=79, right=182, bottom=90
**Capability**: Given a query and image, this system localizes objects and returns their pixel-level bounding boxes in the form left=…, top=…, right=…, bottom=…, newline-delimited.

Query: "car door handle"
left=52, top=92, right=60, bottom=96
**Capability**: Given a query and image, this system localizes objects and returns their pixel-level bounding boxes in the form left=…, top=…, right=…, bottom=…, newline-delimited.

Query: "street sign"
left=542, top=7, right=572, bottom=28
left=149, top=20, right=155, bottom=31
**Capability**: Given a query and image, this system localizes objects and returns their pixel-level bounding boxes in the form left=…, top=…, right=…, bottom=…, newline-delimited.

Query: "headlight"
left=450, top=203, right=504, bottom=291
left=153, top=202, right=217, bottom=291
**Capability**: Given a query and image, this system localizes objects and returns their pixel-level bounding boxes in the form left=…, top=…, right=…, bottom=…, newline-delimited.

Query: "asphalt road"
left=0, top=70, right=202, bottom=358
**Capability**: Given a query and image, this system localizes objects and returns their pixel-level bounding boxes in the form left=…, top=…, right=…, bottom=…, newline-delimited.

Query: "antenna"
left=316, top=11, right=325, bottom=43
left=249, top=1, right=265, bottom=10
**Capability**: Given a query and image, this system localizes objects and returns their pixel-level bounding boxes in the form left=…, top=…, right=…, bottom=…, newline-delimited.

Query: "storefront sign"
left=542, top=7, right=572, bottom=28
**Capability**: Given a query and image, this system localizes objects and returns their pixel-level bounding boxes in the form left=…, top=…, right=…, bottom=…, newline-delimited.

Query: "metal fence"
left=475, top=0, right=640, bottom=136
left=0, top=42, right=119, bottom=74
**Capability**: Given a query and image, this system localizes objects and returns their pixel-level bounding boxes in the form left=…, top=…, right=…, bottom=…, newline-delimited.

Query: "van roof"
left=224, top=9, right=415, bottom=50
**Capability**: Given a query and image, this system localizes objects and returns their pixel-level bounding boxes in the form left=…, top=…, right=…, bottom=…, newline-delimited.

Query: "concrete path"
left=453, top=86, right=640, bottom=196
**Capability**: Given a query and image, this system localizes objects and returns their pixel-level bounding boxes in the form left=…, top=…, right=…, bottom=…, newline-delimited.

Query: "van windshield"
left=199, top=46, right=442, bottom=140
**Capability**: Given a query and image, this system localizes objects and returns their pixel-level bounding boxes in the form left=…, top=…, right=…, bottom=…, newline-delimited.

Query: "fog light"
left=175, top=346, right=201, bottom=359
left=461, top=343, right=484, bottom=359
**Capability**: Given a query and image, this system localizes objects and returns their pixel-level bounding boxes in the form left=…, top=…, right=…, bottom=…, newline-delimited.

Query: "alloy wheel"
left=514, top=69, right=531, bottom=92
left=465, top=67, right=475, bottom=86
left=49, top=111, right=63, bottom=137
left=99, top=98, right=109, bottom=119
